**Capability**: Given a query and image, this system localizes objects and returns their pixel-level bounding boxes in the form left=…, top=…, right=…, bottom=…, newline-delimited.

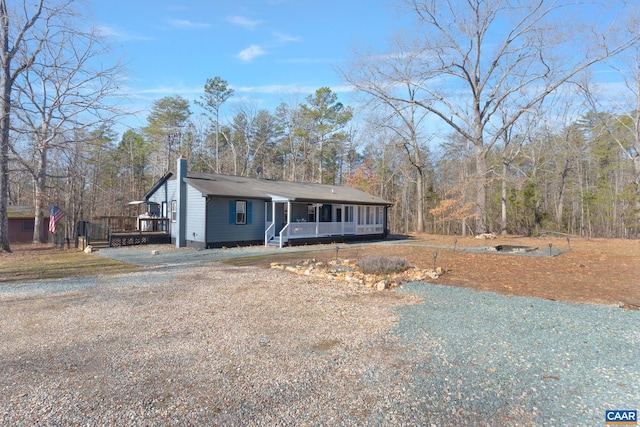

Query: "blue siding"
left=146, top=180, right=266, bottom=246
left=207, top=197, right=265, bottom=244
left=185, top=185, right=206, bottom=244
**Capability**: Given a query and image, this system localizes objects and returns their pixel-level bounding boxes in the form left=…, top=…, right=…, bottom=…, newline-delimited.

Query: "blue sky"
left=90, top=0, right=406, bottom=131
left=89, top=0, right=633, bottom=137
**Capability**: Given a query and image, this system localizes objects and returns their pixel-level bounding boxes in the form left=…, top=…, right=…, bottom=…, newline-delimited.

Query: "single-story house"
left=7, top=205, right=49, bottom=243
left=143, top=158, right=392, bottom=248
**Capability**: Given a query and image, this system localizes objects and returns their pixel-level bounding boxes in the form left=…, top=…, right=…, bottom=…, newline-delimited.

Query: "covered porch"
left=264, top=198, right=387, bottom=248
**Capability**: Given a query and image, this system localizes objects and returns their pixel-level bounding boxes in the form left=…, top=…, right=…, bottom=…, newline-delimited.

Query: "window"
left=345, top=206, right=354, bottom=222
left=307, top=205, right=316, bottom=222
left=171, top=200, right=177, bottom=222
left=22, top=219, right=34, bottom=232
left=357, top=206, right=364, bottom=225
left=236, top=201, right=246, bottom=224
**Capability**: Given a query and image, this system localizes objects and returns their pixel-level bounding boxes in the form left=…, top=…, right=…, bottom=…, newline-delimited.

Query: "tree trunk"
left=634, top=93, right=640, bottom=237
left=415, top=167, right=425, bottom=233
left=500, top=159, right=508, bottom=235
left=474, top=145, right=488, bottom=234
left=32, top=147, right=47, bottom=243
left=556, top=158, right=570, bottom=225
left=215, top=117, right=220, bottom=174
left=412, top=130, right=425, bottom=233
left=0, top=3, right=10, bottom=252
left=318, top=136, right=324, bottom=184
left=0, top=73, right=9, bottom=252
left=634, top=152, right=640, bottom=237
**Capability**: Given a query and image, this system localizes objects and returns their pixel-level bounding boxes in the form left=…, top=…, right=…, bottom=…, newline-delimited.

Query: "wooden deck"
left=107, top=218, right=171, bottom=247
left=109, top=231, right=171, bottom=247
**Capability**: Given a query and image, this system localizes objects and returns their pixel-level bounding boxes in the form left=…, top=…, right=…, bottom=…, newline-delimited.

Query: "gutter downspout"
left=205, top=196, right=209, bottom=248
left=176, top=158, right=187, bottom=248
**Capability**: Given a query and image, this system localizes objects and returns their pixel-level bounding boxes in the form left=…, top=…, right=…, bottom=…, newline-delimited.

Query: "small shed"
left=7, top=205, right=49, bottom=243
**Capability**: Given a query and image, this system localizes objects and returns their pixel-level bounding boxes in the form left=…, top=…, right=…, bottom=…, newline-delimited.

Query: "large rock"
left=376, top=280, right=388, bottom=291
left=270, top=258, right=442, bottom=289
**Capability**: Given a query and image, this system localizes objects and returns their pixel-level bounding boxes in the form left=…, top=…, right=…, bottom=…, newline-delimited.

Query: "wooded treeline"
left=10, top=84, right=640, bottom=239
left=1, top=0, right=639, bottom=251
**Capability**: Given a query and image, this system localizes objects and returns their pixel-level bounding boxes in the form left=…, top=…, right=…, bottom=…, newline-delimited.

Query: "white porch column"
left=287, top=201, right=291, bottom=239
left=315, top=204, right=319, bottom=237
left=264, top=201, right=269, bottom=246
left=341, top=204, right=345, bottom=235
left=272, top=202, right=276, bottom=231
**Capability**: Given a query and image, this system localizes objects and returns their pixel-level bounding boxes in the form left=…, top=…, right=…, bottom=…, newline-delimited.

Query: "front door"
left=320, top=204, right=332, bottom=222
left=274, top=203, right=286, bottom=234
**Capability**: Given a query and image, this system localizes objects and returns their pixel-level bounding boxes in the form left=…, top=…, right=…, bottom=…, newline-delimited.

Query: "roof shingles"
left=183, top=172, right=391, bottom=205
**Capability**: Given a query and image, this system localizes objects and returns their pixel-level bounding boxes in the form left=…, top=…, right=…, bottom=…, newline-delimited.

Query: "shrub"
left=356, top=255, right=409, bottom=275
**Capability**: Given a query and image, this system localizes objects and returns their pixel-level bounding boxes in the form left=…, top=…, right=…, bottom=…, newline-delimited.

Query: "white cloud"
left=273, top=31, right=301, bottom=43
left=169, top=19, right=210, bottom=29
left=235, top=83, right=354, bottom=95
left=135, top=85, right=202, bottom=96
left=96, top=25, right=152, bottom=41
left=236, top=84, right=307, bottom=94
left=227, top=15, right=261, bottom=29
left=237, top=45, right=267, bottom=62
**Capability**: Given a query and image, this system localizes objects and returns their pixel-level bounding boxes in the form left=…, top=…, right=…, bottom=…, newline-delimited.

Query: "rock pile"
left=271, top=258, right=442, bottom=290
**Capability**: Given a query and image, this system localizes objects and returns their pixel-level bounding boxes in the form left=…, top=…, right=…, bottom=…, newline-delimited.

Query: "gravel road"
left=1, top=245, right=638, bottom=426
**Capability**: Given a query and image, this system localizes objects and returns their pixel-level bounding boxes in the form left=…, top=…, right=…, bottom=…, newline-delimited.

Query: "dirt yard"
left=1, top=234, right=639, bottom=307
left=0, top=235, right=638, bottom=425
left=226, top=234, right=640, bottom=307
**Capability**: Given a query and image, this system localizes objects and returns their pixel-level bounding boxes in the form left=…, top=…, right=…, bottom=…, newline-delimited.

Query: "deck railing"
left=107, top=217, right=171, bottom=247
left=137, top=217, right=170, bottom=232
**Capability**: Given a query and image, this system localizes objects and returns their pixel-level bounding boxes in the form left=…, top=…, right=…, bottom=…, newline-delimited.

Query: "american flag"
left=49, top=205, right=65, bottom=235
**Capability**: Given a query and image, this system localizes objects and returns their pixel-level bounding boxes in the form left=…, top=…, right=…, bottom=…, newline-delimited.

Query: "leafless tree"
left=345, top=39, right=434, bottom=232
left=348, top=0, right=639, bottom=234
left=583, top=26, right=640, bottom=236
left=0, top=0, right=49, bottom=252
left=9, top=2, right=122, bottom=243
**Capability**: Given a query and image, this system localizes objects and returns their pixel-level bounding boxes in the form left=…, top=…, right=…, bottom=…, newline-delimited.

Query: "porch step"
left=267, top=237, right=288, bottom=247
left=87, top=240, right=110, bottom=249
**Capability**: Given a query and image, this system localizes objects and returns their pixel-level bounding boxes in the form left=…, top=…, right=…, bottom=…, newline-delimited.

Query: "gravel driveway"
left=1, top=245, right=638, bottom=426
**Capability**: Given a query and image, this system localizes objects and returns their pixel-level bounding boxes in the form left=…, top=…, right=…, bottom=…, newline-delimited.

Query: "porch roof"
left=180, top=171, right=391, bottom=205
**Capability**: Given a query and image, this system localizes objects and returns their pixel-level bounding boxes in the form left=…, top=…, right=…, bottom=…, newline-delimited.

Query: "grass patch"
left=220, top=254, right=273, bottom=266
left=0, top=249, right=141, bottom=283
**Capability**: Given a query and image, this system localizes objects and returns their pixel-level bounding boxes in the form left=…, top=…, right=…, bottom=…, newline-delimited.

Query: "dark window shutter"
left=247, top=201, right=252, bottom=224
left=229, top=201, right=235, bottom=224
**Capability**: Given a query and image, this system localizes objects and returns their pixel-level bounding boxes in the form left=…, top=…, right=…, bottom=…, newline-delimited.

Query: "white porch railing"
left=288, top=222, right=357, bottom=238
left=356, top=225, right=384, bottom=234
left=265, top=220, right=384, bottom=248
left=264, top=222, right=275, bottom=246
left=278, top=223, right=290, bottom=248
